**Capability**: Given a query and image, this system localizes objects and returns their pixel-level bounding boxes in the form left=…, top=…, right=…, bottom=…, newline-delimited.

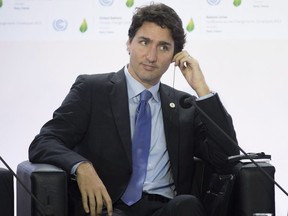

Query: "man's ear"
left=126, top=39, right=131, bottom=54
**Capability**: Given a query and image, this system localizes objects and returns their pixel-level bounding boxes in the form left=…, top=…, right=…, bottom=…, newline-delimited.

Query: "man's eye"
left=160, top=45, right=169, bottom=51
left=140, top=40, right=148, bottom=45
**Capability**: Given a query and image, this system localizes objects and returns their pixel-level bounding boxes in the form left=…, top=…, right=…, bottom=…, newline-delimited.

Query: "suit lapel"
left=109, top=69, right=132, bottom=164
left=107, top=73, right=181, bottom=178
left=160, top=84, right=180, bottom=185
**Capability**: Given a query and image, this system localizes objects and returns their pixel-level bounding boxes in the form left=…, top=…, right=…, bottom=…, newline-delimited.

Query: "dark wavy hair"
left=128, top=3, right=186, bottom=55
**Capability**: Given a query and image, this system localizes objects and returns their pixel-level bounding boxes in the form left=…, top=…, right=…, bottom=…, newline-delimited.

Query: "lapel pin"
left=169, top=102, right=175, bottom=109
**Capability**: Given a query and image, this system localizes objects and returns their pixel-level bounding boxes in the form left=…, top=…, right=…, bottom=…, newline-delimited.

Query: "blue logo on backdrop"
left=99, top=0, right=114, bottom=7
left=53, top=19, right=68, bottom=31
left=207, top=0, right=221, bottom=6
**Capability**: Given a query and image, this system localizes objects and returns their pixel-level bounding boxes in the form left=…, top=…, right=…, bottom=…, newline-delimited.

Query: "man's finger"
left=95, top=192, right=104, bottom=215
left=88, top=193, right=97, bottom=216
left=103, top=192, right=113, bottom=216
left=81, top=193, right=90, bottom=214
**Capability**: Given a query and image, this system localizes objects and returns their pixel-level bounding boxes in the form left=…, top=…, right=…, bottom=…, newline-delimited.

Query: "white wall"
left=1, top=0, right=288, bottom=215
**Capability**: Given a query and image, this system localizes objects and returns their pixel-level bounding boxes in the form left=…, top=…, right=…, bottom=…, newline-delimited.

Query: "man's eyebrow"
left=158, top=41, right=173, bottom=46
left=137, top=36, right=173, bottom=46
left=137, top=36, right=150, bottom=41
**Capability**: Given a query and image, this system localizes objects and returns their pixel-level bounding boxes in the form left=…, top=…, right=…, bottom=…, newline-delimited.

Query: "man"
left=29, top=3, right=239, bottom=216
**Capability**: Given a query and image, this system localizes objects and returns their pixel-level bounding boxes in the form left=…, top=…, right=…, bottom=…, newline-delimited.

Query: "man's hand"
left=173, top=50, right=211, bottom=97
left=76, top=162, right=113, bottom=216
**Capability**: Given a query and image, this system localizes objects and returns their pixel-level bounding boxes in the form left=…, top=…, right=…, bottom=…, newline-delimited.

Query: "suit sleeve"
left=29, top=75, right=92, bottom=173
left=193, top=93, right=239, bottom=171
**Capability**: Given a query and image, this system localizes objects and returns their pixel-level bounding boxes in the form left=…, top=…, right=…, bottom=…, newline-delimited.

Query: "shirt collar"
left=124, top=66, right=160, bottom=103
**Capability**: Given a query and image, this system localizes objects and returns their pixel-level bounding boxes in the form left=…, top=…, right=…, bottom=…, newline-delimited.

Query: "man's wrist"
left=194, top=83, right=211, bottom=97
left=71, top=161, right=90, bottom=180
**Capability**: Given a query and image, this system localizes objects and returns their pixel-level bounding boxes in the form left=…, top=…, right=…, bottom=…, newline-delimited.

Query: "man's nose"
left=146, top=46, right=157, bottom=63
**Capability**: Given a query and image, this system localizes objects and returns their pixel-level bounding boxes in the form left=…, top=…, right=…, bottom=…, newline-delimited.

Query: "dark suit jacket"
left=29, top=67, right=239, bottom=203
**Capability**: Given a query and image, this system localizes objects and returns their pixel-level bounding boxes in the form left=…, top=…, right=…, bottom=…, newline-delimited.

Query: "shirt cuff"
left=196, top=92, right=215, bottom=101
left=71, top=161, right=86, bottom=180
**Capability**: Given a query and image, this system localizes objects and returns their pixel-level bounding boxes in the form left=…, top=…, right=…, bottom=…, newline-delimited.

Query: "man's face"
left=127, top=22, right=175, bottom=88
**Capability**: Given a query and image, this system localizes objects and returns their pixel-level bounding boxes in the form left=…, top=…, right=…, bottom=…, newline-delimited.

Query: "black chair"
left=16, top=159, right=275, bottom=216
left=17, top=162, right=67, bottom=216
left=0, top=167, right=14, bottom=216
left=191, top=159, right=275, bottom=216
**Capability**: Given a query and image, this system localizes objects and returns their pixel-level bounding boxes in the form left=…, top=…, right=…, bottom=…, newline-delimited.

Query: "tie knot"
left=140, top=90, right=152, bottom=102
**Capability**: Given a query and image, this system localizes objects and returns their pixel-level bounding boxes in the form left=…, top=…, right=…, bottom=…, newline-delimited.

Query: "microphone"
left=179, top=95, right=196, bottom=109
left=180, top=95, right=288, bottom=197
left=0, top=156, right=54, bottom=216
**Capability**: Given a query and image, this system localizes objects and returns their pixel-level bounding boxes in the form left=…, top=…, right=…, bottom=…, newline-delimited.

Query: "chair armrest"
left=231, top=162, right=275, bottom=216
left=0, top=168, right=14, bottom=216
left=17, top=161, right=68, bottom=216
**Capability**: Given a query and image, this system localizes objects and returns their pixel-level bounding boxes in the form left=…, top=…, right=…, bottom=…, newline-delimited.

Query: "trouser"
left=69, top=192, right=205, bottom=216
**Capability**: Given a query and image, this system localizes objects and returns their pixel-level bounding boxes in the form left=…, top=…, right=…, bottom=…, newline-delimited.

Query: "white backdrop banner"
left=0, top=0, right=287, bottom=41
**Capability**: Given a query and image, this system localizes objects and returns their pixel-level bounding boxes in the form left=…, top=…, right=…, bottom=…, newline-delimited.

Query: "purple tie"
left=122, top=90, right=152, bottom=206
